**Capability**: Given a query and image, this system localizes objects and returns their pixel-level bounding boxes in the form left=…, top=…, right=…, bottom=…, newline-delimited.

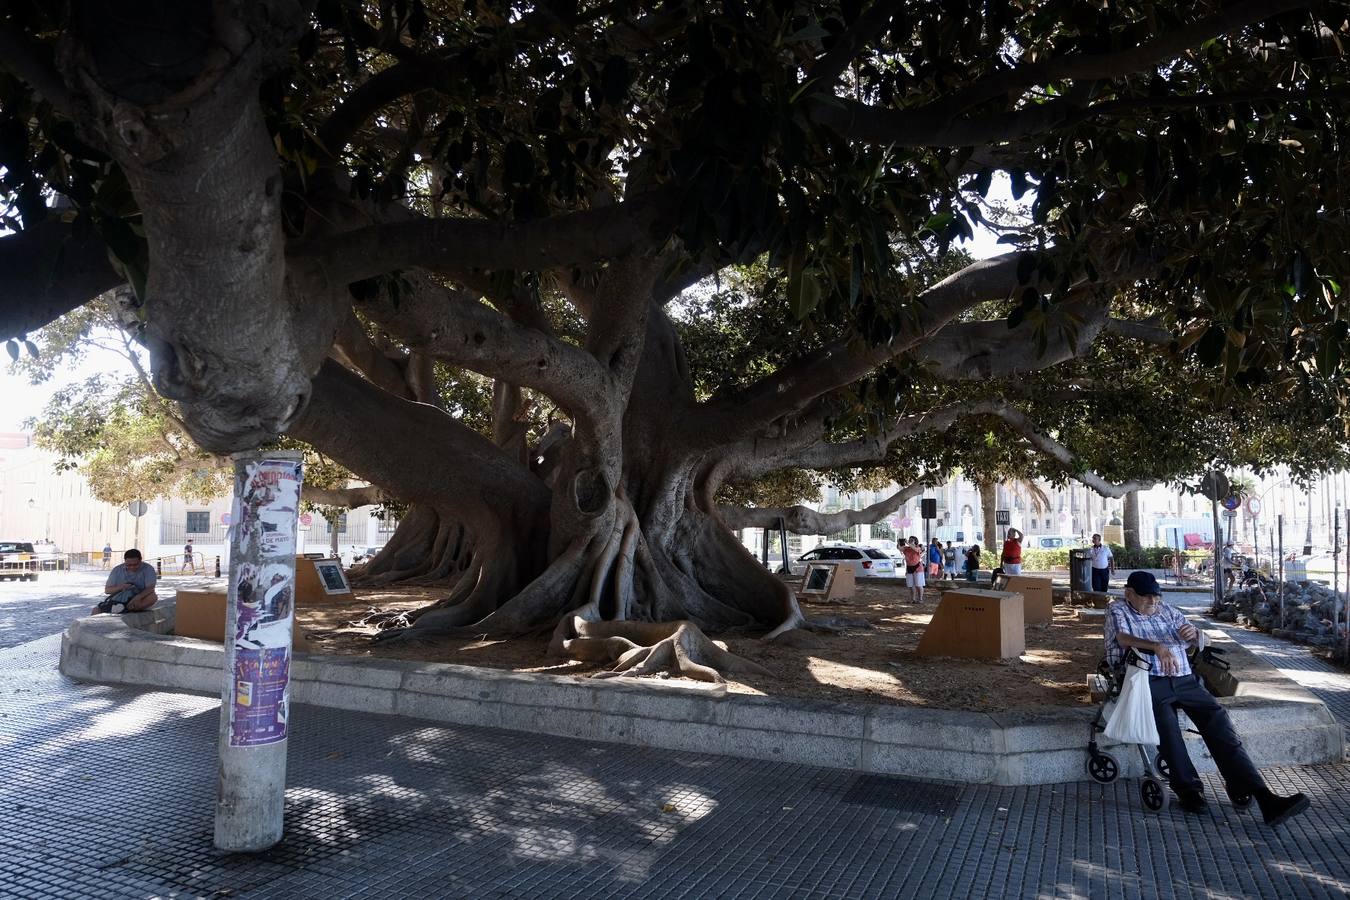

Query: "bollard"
left=157, top=559, right=163, bottom=576
left=215, top=451, right=304, bottom=852
left=215, top=555, right=221, bottom=578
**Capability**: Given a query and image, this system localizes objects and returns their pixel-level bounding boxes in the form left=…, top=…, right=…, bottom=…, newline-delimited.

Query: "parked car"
left=859, top=539, right=903, bottom=560
left=0, top=541, right=39, bottom=581
left=1026, top=534, right=1084, bottom=550
left=782, top=543, right=897, bottom=578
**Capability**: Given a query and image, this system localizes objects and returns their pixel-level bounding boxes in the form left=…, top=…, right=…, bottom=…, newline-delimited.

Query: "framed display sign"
left=801, top=563, right=836, bottom=595
left=313, top=560, right=351, bottom=594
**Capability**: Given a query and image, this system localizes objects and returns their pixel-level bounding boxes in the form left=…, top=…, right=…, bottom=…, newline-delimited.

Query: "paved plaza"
left=0, top=586, right=1347, bottom=899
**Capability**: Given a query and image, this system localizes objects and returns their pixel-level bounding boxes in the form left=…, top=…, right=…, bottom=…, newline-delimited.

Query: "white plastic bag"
left=1103, top=659, right=1160, bottom=745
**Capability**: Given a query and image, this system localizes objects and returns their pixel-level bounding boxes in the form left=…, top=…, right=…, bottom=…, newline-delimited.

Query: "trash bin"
left=1069, top=548, right=1092, bottom=593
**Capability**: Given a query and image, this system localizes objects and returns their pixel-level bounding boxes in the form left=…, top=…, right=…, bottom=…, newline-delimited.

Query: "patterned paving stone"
left=0, top=592, right=1347, bottom=899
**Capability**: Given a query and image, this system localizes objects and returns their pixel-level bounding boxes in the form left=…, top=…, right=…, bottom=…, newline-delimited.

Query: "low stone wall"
left=59, top=600, right=1344, bottom=786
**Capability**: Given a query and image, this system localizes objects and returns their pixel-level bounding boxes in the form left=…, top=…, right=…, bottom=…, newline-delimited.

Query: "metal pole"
left=778, top=516, right=790, bottom=574
left=1344, top=508, right=1349, bottom=662
left=215, top=451, right=304, bottom=852
left=1211, top=492, right=1223, bottom=612
left=1277, top=514, right=1284, bottom=628
left=1334, top=508, right=1340, bottom=636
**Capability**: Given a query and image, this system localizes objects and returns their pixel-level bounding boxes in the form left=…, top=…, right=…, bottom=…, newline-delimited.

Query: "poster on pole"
left=228, top=458, right=303, bottom=748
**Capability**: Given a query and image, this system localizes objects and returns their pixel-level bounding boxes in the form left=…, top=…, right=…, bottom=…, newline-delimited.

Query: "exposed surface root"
left=802, top=615, right=874, bottom=633
left=560, top=618, right=771, bottom=683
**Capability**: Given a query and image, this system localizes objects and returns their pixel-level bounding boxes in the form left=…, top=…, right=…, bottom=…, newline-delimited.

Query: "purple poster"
left=227, top=458, right=302, bottom=747
left=230, top=647, right=290, bottom=746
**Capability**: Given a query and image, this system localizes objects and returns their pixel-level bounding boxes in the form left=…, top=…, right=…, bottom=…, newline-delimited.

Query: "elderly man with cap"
left=1104, top=571, right=1309, bottom=825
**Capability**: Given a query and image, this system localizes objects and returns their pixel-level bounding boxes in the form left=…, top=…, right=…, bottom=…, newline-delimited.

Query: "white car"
left=785, top=543, right=897, bottom=578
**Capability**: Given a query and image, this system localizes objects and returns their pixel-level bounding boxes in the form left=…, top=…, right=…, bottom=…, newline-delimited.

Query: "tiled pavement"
left=0, top=593, right=1348, bottom=898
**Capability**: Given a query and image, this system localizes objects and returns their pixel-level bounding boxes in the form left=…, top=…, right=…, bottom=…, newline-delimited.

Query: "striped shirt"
left=1103, top=599, right=1193, bottom=676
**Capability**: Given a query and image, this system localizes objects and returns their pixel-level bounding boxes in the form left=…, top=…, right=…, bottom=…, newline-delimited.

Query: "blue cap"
left=1125, top=571, right=1162, bottom=596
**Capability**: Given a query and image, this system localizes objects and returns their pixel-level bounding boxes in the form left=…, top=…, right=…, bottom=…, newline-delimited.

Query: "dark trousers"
left=1091, top=567, right=1110, bottom=591
left=1150, top=674, right=1263, bottom=796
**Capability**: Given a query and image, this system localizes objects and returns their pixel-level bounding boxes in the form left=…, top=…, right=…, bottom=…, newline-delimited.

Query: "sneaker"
left=1177, top=791, right=1210, bottom=815
left=1258, top=791, right=1310, bottom=827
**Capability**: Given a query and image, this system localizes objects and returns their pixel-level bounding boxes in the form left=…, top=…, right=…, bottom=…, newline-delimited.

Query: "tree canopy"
left=3, top=1, right=1349, bottom=645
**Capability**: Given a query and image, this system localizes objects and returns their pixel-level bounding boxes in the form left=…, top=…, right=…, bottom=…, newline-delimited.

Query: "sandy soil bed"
left=295, top=581, right=1102, bottom=711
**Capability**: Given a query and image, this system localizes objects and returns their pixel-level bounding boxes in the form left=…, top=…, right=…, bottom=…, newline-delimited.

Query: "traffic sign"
left=995, top=509, right=1011, bottom=525
left=1246, top=496, right=1263, bottom=517
left=299, top=513, right=313, bottom=527
left=1223, top=509, right=1238, bottom=518
left=127, top=500, right=147, bottom=517
left=221, top=512, right=232, bottom=526
left=1221, top=495, right=1241, bottom=511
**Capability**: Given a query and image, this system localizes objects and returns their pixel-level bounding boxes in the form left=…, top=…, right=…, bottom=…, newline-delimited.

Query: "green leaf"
left=921, top=212, right=955, bottom=234
left=789, top=271, right=823, bottom=320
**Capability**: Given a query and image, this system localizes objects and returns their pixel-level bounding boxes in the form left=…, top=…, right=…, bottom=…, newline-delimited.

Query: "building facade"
left=0, top=434, right=394, bottom=566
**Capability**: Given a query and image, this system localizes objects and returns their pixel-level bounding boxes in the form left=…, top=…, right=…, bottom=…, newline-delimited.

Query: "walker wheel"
left=1155, top=755, right=1170, bottom=780
left=1086, top=752, right=1120, bottom=784
left=1141, top=777, right=1167, bottom=812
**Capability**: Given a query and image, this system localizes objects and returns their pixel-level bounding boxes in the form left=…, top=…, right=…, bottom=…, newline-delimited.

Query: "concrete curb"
left=59, top=601, right=1344, bottom=786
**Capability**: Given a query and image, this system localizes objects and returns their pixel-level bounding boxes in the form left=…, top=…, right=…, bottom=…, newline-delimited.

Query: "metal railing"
left=160, top=521, right=231, bottom=544
left=150, top=553, right=222, bottom=578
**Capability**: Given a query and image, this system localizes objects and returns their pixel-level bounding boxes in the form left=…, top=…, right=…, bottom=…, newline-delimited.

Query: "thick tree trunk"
left=289, top=328, right=800, bottom=642
left=1123, top=489, right=1142, bottom=550
left=979, top=480, right=998, bottom=549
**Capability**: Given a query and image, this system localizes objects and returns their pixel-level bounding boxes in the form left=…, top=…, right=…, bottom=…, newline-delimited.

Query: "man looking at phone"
left=93, top=549, right=158, bottom=615
left=1104, top=571, right=1308, bottom=826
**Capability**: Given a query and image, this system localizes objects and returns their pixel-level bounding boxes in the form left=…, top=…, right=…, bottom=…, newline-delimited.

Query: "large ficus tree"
left=3, top=1, right=1349, bottom=647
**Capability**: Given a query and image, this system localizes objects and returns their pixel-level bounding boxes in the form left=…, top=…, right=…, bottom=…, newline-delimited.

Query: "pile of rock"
left=1212, top=576, right=1347, bottom=653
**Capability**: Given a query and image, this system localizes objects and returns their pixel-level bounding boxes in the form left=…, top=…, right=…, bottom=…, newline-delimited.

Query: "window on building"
left=186, top=511, right=210, bottom=533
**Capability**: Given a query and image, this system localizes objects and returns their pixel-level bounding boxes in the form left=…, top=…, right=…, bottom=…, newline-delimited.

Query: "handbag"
left=1103, top=657, right=1161, bottom=745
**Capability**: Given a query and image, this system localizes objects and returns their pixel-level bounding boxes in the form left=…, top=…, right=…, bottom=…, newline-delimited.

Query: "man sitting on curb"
left=1104, top=571, right=1310, bottom=826
left=93, top=549, right=158, bottom=615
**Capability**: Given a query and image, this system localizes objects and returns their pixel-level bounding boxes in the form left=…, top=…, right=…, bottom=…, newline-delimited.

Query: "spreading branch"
left=718, top=480, right=927, bottom=533
left=809, top=87, right=1346, bottom=149
left=354, top=272, right=612, bottom=423
left=0, top=220, right=121, bottom=339
left=933, top=0, right=1311, bottom=114
left=988, top=403, right=1155, bottom=498
left=292, top=188, right=677, bottom=284
left=301, top=484, right=391, bottom=508
left=330, top=311, right=416, bottom=400
left=0, top=24, right=76, bottom=116
left=1105, top=317, right=1172, bottom=344
left=807, top=0, right=1312, bottom=147
left=699, top=251, right=1033, bottom=443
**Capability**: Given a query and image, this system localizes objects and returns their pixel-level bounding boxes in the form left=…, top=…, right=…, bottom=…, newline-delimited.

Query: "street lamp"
left=27, top=498, right=50, bottom=541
